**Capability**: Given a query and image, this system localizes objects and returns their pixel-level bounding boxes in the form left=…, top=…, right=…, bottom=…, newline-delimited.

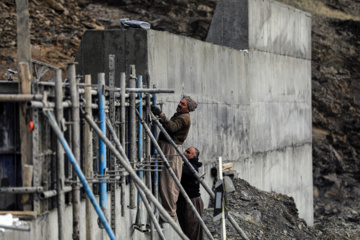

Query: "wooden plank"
left=0, top=211, right=37, bottom=219
left=222, top=162, right=233, bottom=172
left=18, top=62, right=33, bottom=210
left=16, top=0, right=31, bottom=67
left=21, top=164, right=33, bottom=204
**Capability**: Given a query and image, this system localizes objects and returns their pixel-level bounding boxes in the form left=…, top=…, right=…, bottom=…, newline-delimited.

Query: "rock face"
left=1, top=0, right=360, bottom=239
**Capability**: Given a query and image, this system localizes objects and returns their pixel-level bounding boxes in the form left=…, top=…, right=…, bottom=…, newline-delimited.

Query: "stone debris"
left=204, top=178, right=360, bottom=240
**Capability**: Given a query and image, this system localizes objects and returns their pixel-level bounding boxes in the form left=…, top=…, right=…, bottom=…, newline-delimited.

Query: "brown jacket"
left=158, top=112, right=191, bottom=145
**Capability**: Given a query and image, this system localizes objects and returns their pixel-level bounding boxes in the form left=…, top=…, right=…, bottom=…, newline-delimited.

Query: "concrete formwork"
left=74, top=0, right=312, bottom=231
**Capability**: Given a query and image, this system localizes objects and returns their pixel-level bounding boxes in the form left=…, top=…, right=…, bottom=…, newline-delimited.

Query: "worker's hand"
left=159, top=115, right=166, bottom=124
left=151, top=105, right=162, bottom=116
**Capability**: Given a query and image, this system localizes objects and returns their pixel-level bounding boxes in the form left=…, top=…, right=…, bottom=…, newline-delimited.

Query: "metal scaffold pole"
left=44, top=111, right=115, bottom=240
left=55, top=69, right=65, bottom=240
left=68, top=62, right=81, bottom=240
left=120, top=72, right=126, bottom=216
left=129, top=65, right=137, bottom=209
left=135, top=75, right=144, bottom=228
left=84, top=74, right=93, bottom=240
left=98, top=73, right=107, bottom=217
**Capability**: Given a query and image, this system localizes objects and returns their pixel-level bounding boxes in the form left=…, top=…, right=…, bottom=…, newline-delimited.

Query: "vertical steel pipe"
left=55, top=69, right=65, bottom=240
left=44, top=111, right=115, bottom=240
left=108, top=54, right=117, bottom=232
left=98, top=73, right=107, bottom=211
left=146, top=90, right=155, bottom=240
left=150, top=113, right=249, bottom=240
left=152, top=87, right=159, bottom=218
left=69, top=62, right=80, bottom=240
left=136, top=75, right=143, bottom=225
left=120, top=72, right=126, bottom=216
left=84, top=75, right=93, bottom=240
left=82, top=111, right=189, bottom=240
left=138, top=111, right=214, bottom=240
left=129, top=65, right=137, bottom=209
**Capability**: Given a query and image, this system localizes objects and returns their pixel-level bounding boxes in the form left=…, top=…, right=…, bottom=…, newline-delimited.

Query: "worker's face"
left=176, top=99, right=189, bottom=113
left=184, top=147, right=196, bottom=159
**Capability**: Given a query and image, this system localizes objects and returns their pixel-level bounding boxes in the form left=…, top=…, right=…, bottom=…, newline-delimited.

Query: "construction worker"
left=177, top=147, right=203, bottom=240
left=151, top=96, right=197, bottom=221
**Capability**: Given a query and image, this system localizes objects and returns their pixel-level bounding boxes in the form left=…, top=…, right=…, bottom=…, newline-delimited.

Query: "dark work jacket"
left=178, top=157, right=202, bottom=201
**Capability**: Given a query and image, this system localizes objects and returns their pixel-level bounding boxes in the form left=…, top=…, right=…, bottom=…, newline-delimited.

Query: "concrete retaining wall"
left=76, top=25, right=312, bottom=224
left=146, top=29, right=312, bottom=224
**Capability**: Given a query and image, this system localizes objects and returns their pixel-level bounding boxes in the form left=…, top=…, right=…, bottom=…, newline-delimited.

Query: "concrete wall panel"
left=207, top=0, right=311, bottom=59
left=249, top=0, right=311, bottom=59
left=235, top=144, right=313, bottom=223
left=147, top=30, right=312, bottom=224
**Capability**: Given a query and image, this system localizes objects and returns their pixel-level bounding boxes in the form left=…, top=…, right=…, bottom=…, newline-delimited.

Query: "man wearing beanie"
left=151, top=95, right=198, bottom=221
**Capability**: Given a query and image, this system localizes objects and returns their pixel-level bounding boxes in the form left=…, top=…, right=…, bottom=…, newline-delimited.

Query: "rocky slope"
left=1, top=0, right=360, bottom=239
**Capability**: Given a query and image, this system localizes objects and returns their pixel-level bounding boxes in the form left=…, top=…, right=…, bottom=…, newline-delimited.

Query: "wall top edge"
left=271, top=0, right=312, bottom=18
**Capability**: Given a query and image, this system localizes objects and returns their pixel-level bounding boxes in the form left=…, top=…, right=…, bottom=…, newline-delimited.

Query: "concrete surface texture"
left=207, top=0, right=312, bottom=59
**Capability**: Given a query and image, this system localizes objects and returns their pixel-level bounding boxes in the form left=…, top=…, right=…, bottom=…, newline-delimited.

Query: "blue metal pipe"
left=44, top=111, right=115, bottom=240
left=136, top=75, right=143, bottom=224
left=98, top=73, right=107, bottom=210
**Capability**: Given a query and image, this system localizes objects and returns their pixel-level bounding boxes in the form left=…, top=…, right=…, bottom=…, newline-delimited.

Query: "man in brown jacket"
left=151, top=96, right=197, bottom=221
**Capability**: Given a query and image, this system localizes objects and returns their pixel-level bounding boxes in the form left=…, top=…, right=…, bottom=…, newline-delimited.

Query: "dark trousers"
left=177, top=196, right=204, bottom=240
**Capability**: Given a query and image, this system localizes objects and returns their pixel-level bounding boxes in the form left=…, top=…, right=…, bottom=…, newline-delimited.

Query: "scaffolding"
left=1, top=1, right=248, bottom=239
left=0, top=57, right=249, bottom=239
